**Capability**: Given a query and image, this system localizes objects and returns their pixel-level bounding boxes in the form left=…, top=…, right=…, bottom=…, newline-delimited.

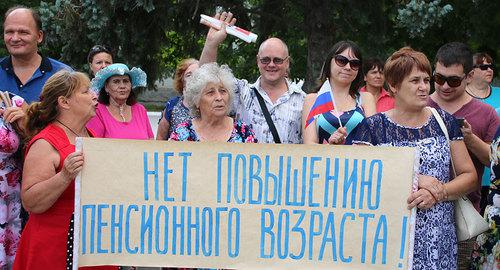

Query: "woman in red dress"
left=13, top=70, right=118, bottom=270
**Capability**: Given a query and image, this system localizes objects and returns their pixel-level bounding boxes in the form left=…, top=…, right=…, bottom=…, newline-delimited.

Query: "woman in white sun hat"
left=87, top=63, right=154, bottom=139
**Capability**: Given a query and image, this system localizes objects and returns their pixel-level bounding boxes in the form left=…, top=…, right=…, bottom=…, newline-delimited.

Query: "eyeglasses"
left=258, top=56, right=289, bottom=65
left=474, top=64, right=494, bottom=71
left=334, top=55, right=361, bottom=71
left=433, top=73, right=467, bottom=88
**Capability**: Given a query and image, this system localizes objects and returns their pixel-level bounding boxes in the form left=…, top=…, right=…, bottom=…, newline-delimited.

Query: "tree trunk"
left=304, top=0, right=334, bottom=93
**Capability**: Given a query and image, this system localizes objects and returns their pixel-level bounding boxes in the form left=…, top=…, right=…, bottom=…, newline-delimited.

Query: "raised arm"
left=199, top=12, right=236, bottom=65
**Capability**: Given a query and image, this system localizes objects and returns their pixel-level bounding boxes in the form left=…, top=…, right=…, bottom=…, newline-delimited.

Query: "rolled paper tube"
left=200, top=14, right=258, bottom=43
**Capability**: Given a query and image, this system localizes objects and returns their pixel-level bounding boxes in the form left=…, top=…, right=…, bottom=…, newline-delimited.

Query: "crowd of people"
left=0, top=5, right=498, bottom=270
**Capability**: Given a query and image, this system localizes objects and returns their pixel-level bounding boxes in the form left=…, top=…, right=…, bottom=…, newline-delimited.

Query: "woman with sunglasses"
left=352, top=47, right=476, bottom=269
left=302, top=40, right=376, bottom=145
left=467, top=53, right=495, bottom=101
left=467, top=53, right=499, bottom=220
left=87, top=45, right=114, bottom=77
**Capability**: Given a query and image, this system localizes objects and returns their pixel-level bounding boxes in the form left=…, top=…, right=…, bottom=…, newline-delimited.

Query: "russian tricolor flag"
left=305, top=80, right=335, bottom=128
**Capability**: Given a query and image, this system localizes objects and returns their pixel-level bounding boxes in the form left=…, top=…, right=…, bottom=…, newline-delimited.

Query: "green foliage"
left=2, top=0, right=499, bottom=90
left=396, top=0, right=453, bottom=38
left=36, top=0, right=263, bottom=85
left=38, top=0, right=175, bottom=86
left=327, top=0, right=499, bottom=82
left=0, top=0, right=44, bottom=56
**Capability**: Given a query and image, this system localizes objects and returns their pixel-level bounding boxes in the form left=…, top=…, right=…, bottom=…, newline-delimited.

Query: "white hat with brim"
left=90, top=63, right=147, bottom=92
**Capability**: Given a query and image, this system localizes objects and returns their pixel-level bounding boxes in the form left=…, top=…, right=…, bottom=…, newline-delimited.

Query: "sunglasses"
left=334, top=55, right=361, bottom=71
left=474, top=64, right=494, bottom=71
left=90, top=45, right=112, bottom=54
left=433, top=73, right=467, bottom=88
left=258, top=56, right=289, bottom=65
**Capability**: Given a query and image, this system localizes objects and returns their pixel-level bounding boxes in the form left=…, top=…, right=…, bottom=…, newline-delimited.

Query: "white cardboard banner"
left=74, top=138, right=416, bottom=269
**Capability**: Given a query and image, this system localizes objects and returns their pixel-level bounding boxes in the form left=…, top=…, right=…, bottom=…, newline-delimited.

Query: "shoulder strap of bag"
left=428, top=106, right=456, bottom=177
left=253, top=87, right=281, bottom=143
left=430, top=107, right=490, bottom=241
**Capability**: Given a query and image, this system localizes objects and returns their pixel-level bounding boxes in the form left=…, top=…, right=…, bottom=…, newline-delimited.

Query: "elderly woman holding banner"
left=13, top=70, right=118, bottom=269
left=169, top=63, right=257, bottom=143
left=351, top=47, right=476, bottom=269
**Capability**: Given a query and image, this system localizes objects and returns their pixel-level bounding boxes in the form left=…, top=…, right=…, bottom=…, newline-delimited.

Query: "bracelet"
left=441, top=182, right=449, bottom=202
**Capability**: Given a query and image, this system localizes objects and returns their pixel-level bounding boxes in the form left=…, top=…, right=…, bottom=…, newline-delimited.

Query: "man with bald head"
left=1, top=6, right=70, bottom=103
left=199, top=12, right=305, bottom=144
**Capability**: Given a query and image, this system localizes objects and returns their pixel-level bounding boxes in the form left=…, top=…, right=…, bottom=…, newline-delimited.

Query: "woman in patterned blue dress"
left=303, top=40, right=376, bottom=145
left=157, top=58, right=199, bottom=140
left=352, top=47, right=477, bottom=269
left=169, top=62, right=257, bottom=144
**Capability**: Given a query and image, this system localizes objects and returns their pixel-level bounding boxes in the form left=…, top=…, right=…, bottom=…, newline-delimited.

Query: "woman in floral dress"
left=157, top=58, right=199, bottom=140
left=0, top=92, right=26, bottom=268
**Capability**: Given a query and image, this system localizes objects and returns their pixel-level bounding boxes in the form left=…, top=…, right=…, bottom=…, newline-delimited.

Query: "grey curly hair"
left=183, top=63, right=235, bottom=118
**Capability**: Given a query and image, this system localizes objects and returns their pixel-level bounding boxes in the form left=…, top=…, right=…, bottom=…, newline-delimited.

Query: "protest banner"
left=74, top=138, right=416, bottom=269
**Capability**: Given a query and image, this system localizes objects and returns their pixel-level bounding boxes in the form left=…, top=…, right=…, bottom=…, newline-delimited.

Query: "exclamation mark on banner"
left=398, top=216, right=408, bottom=269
